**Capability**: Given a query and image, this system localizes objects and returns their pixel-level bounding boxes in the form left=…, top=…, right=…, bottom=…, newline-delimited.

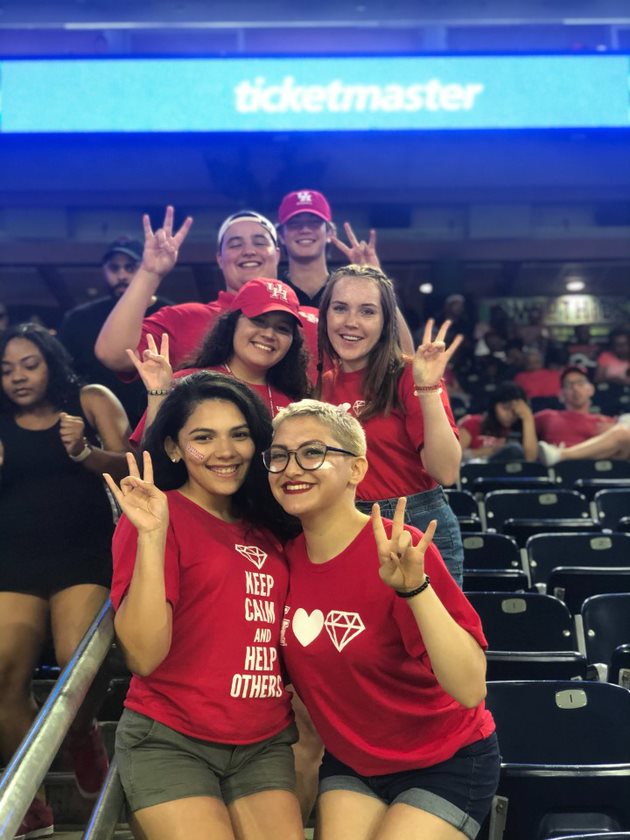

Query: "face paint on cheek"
left=185, top=443, right=206, bottom=462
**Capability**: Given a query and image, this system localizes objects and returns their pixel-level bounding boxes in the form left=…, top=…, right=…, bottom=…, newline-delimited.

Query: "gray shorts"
left=115, top=709, right=298, bottom=813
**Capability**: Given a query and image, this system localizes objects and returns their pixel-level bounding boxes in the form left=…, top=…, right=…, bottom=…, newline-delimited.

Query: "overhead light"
left=565, top=278, right=585, bottom=292
left=419, top=283, right=433, bottom=294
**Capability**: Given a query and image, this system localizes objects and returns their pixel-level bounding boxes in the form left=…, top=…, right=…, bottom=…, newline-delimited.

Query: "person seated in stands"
left=566, top=323, right=599, bottom=370
left=276, top=188, right=414, bottom=352
left=514, top=348, right=561, bottom=400
left=516, top=305, right=550, bottom=355
left=264, top=399, right=500, bottom=840
left=105, top=373, right=304, bottom=840
left=58, top=237, right=172, bottom=426
left=535, top=365, right=630, bottom=466
left=458, top=382, right=538, bottom=462
left=0, top=323, right=130, bottom=837
left=0, top=302, right=9, bottom=333
left=595, top=327, right=630, bottom=386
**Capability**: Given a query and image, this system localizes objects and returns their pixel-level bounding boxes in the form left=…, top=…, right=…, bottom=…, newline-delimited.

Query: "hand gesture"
left=413, top=319, right=463, bottom=388
left=511, top=398, right=532, bottom=421
left=141, top=205, right=193, bottom=278
left=331, top=222, right=381, bottom=269
left=59, top=412, right=87, bottom=457
left=372, top=497, right=437, bottom=592
left=126, top=333, right=172, bottom=392
left=103, top=451, right=169, bottom=535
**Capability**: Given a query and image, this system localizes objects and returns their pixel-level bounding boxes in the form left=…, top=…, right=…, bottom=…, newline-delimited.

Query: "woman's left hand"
left=372, top=497, right=437, bottom=592
left=413, top=319, right=463, bottom=388
left=59, top=412, right=87, bottom=457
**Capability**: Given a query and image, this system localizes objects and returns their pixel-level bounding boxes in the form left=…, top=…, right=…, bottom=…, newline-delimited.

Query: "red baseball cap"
left=229, top=278, right=304, bottom=326
left=277, top=190, right=332, bottom=225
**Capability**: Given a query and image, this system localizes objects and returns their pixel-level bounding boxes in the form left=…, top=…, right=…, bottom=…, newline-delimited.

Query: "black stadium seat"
left=526, top=532, right=630, bottom=589
left=460, top=460, right=547, bottom=491
left=548, top=567, right=630, bottom=615
left=467, top=592, right=577, bottom=652
left=582, top=593, right=630, bottom=683
left=485, top=489, right=590, bottom=532
left=483, top=681, right=630, bottom=840
left=595, top=488, right=630, bottom=531
left=552, top=458, right=630, bottom=488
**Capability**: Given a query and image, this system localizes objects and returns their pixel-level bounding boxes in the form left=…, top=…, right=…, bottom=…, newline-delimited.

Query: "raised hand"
left=103, top=451, right=169, bottom=535
left=413, top=319, right=463, bottom=388
left=59, top=412, right=87, bottom=457
left=331, top=222, right=381, bottom=269
left=511, top=398, right=533, bottom=421
left=126, top=333, right=172, bottom=392
left=141, top=205, right=193, bottom=278
left=372, top=497, right=437, bottom=592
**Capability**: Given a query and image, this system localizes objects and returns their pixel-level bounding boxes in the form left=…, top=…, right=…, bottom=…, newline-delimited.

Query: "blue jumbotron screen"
left=1, top=54, right=629, bottom=132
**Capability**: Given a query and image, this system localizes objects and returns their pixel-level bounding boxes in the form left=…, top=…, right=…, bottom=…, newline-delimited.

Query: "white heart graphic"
left=292, top=608, right=324, bottom=647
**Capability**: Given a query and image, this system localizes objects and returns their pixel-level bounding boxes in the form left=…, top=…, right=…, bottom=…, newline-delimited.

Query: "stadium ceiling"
left=0, top=1, right=630, bottom=28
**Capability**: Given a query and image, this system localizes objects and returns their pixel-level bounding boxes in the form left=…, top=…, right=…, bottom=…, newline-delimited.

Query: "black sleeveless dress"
left=0, top=399, right=114, bottom=596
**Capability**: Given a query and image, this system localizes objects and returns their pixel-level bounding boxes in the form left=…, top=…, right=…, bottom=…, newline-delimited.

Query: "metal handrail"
left=0, top=600, right=115, bottom=839
left=82, top=758, right=125, bottom=840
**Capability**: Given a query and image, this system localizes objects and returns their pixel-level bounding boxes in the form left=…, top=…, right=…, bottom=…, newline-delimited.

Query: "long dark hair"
left=185, top=311, right=310, bottom=400
left=0, top=322, right=82, bottom=415
left=480, top=382, right=528, bottom=438
left=142, top=371, right=300, bottom=542
left=317, top=265, right=404, bottom=420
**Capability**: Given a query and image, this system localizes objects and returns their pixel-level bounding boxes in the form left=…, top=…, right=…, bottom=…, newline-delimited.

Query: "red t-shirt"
left=458, top=414, right=507, bottom=450
left=534, top=409, right=617, bottom=447
left=514, top=369, right=561, bottom=399
left=281, top=519, right=494, bottom=776
left=111, top=490, right=293, bottom=744
left=129, top=365, right=293, bottom=447
left=321, top=364, right=458, bottom=500
left=121, top=291, right=319, bottom=381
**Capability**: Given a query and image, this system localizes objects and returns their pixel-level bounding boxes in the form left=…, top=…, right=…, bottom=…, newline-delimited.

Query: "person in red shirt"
left=264, top=399, right=499, bottom=840
left=317, top=264, right=464, bottom=586
left=126, top=278, right=312, bottom=446
left=535, top=365, right=630, bottom=466
left=458, top=382, right=538, bottom=462
left=514, top=348, right=561, bottom=399
left=104, top=373, right=303, bottom=840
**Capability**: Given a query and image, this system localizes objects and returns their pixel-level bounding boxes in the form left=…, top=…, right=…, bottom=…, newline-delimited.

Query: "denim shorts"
left=357, top=486, right=464, bottom=587
left=319, top=732, right=500, bottom=840
left=116, top=709, right=298, bottom=812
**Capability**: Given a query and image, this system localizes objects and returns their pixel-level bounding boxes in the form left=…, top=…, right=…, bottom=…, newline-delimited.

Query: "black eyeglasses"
left=262, top=442, right=358, bottom=473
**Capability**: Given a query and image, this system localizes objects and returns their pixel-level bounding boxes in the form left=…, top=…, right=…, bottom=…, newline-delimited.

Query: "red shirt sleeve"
left=111, top=511, right=181, bottom=611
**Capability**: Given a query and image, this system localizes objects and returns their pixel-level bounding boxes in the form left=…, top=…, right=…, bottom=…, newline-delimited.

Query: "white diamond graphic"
left=235, top=544, right=267, bottom=570
left=324, top=610, right=365, bottom=652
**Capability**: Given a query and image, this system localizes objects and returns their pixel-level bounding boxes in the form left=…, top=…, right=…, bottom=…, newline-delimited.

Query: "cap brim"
left=279, top=209, right=330, bottom=225
left=240, top=302, right=304, bottom=327
left=102, top=247, right=142, bottom=263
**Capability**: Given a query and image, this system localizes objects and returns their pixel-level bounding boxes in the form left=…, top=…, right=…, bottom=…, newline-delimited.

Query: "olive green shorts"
left=115, top=709, right=298, bottom=813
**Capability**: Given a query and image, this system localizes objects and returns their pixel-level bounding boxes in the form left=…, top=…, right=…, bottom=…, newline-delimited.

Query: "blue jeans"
left=357, top=486, right=464, bottom=587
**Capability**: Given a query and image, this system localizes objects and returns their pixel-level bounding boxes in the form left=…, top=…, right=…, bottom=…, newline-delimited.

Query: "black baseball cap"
left=101, top=237, right=143, bottom=264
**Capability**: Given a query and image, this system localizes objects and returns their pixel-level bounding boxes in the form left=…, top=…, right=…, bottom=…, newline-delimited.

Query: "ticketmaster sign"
left=1, top=54, right=629, bottom=132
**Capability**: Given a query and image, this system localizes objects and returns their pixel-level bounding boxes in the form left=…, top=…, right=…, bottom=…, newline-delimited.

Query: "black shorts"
left=319, top=733, right=500, bottom=840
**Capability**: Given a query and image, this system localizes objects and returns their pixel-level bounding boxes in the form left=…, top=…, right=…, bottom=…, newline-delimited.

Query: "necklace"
left=222, top=363, right=275, bottom=416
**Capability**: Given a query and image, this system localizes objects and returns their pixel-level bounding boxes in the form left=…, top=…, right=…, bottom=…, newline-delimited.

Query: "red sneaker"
left=14, top=798, right=54, bottom=839
left=67, top=720, right=109, bottom=799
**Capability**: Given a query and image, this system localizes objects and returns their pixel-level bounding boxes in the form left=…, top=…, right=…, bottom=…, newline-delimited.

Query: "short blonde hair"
left=272, top=399, right=367, bottom=457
